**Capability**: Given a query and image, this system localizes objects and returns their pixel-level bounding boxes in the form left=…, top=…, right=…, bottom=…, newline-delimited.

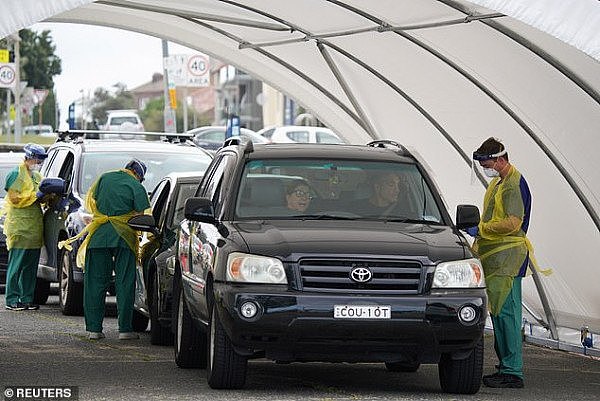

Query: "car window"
left=150, top=180, right=169, bottom=224
left=171, top=182, right=198, bottom=228
left=109, top=116, right=139, bottom=125
left=44, top=149, right=72, bottom=179
left=202, top=130, right=225, bottom=141
left=286, top=130, right=309, bottom=143
left=152, top=180, right=171, bottom=228
left=235, top=159, right=443, bottom=223
left=0, top=165, right=16, bottom=197
left=316, top=131, right=343, bottom=144
left=78, top=151, right=211, bottom=195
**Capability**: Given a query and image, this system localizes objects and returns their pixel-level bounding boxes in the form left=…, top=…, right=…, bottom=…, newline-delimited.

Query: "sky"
left=31, top=22, right=195, bottom=130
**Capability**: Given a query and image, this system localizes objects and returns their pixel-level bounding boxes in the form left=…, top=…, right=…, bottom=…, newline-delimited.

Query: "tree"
left=139, top=96, right=211, bottom=132
left=89, top=84, right=136, bottom=126
left=0, top=29, right=62, bottom=129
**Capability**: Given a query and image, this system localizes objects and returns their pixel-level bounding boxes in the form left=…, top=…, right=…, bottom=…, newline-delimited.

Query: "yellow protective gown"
left=473, top=165, right=550, bottom=315
left=59, top=169, right=140, bottom=269
left=2, top=163, right=43, bottom=250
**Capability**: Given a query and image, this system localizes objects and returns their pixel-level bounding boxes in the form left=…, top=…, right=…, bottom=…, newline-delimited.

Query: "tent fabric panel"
left=203, top=20, right=306, bottom=44
left=239, top=0, right=375, bottom=35
left=342, top=0, right=467, bottom=27
left=467, top=0, right=600, bottom=61
left=418, top=22, right=600, bottom=210
left=0, top=0, right=93, bottom=38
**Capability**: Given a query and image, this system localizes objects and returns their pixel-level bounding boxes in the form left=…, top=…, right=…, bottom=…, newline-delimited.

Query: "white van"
left=258, top=125, right=345, bottom=144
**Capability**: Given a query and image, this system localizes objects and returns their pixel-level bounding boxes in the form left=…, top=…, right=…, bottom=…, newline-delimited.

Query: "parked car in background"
left=100, top=110, right=144, bottom=139
left=134, top=139, right=486, bottom=393
left=259, top=125, right=345, bottom=144
left=188, top=125, right=268, bottom=151
left=36, top=132, right=213, bottom=316
left=0, top=152, right=25, bottom=294
left=129, top=172, right=203, bottom=343
left=23, top=125, right=55, bottom=138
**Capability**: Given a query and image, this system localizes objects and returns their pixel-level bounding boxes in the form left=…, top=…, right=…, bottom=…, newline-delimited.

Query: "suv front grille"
left=298, top=259, right=423, bottom=294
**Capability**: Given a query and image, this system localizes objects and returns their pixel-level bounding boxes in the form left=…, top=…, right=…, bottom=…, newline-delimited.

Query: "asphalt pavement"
left=1, top=294, right=599, bottom=401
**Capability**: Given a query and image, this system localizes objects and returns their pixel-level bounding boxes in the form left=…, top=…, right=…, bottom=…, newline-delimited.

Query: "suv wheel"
left=173, top=284, right=206, bottom=368
left=385, top=361, right=420, bottom=372
left=207, top=303, right=247, bottom=389
left=33, top=278, right=50, bottom=305
left=150, top=270, right=173, bottom=345
left=438, top=336, right=483, bottom=394
left=59, top=249, right=83, bottom=316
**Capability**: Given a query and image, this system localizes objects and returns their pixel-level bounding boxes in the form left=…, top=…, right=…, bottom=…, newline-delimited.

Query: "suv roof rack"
left=366, top=140, right=411, bottom=157
left=56, top=130, right=194, bottom=144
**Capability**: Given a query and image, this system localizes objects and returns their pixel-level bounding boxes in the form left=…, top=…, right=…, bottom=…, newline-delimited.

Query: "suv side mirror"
left=184, top=197, right=216, bottom=224
left=456, top=205, right=480, bottom=230
left=128, top=214, right=159, bottom=235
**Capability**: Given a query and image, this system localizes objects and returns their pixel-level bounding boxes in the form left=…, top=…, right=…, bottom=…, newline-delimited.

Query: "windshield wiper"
left=383, top=217, right=442, bottom=225
left=290, top=213, right=359, bottom=220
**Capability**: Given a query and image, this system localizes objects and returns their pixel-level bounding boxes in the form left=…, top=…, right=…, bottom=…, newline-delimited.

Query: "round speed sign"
left=187, top=55, right=209, bottom=76
left=0, top=64, right=16, bottom=86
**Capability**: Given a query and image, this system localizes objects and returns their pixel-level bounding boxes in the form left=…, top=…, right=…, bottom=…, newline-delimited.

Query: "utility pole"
left=12, top=32, right=21, bottom=143
left=162, top=39, right=176, bottom=133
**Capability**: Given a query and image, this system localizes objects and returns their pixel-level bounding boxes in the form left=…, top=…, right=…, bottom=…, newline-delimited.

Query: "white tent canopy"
left=3, top=0, right=600, bottom=344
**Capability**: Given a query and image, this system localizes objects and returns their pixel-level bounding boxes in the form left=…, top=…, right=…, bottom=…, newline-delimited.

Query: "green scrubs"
left=4, top=167, right=43, bottom=306
left=83, top=170, right=149, bottom=333
left=491, top=277, right=523, bottom=379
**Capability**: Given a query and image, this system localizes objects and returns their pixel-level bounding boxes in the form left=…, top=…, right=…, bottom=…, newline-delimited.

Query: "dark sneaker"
left=5, top=303, right=27, bottom=311
left=483, top=373, right=524, bottom=388
left=25, top=303, right=39, bottom=310
left=482, top=371, right=503, bottom=380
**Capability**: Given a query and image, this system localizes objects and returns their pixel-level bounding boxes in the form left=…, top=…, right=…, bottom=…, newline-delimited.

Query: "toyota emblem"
left=350, top=266, right=372, bottom=283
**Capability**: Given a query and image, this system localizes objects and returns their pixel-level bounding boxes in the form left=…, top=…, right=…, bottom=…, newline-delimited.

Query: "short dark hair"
left=474, top=137, right=509, bottom=162
left=286, top=180, right=309, bottom=195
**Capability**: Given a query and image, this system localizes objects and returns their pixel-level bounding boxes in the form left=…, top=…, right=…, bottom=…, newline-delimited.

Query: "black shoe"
left=483, top=373, right=524, bottom=388
left=24, top=303, right=39, bottom=310
left=482, top=371, right=503, bottom=380
left=5, top=303, right=27, bottom=311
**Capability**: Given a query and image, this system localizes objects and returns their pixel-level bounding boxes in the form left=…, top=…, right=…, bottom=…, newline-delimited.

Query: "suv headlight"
left=226, top=252, right=287, bottom=284
left=432, top=258, right=485, bottom=288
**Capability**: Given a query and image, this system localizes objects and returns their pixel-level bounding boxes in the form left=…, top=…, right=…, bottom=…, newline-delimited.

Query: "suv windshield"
left=235, top=159, right=444, bottom=223
left=79, top=152, right=211, bottom=194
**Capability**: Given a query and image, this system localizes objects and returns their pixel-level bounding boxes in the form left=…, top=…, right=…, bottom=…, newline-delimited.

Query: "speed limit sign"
left=187, top=54, right=208, bottom=76
left=0, top=63, right=16, bottom=88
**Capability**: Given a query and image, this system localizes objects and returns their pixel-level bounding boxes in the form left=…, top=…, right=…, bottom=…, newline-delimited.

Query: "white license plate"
left=333, top=305, right=391, bottom=319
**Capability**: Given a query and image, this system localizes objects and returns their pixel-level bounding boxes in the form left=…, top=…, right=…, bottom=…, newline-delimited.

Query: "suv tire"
left=33, top=278, right=50, bottom=305
left=59, top=249, right=83, bottom=316
left=385, top=361, right=420, bottom=372
left=207, top=303, right=247, bottom=389
left=173, top=283, right=206, bottom=368
left=150, top=270, right=173, bottom=345
left=438, top=336, right=483, bottom=394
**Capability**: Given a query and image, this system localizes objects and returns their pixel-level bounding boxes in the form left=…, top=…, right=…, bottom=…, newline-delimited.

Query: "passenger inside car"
left=285, top=181, right=312, bottom=212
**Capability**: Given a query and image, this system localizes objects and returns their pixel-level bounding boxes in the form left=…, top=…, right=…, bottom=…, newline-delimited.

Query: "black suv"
left=37, top=132, right=212, bottom=315
left=136, top=140, right=485, bottom=394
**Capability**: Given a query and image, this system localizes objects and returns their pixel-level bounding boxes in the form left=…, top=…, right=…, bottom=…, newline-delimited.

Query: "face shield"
left=471, top=149, right=507, bottom=184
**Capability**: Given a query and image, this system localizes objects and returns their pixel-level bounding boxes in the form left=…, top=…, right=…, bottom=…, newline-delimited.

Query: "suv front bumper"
left=213, top=283, right=487, bottom=363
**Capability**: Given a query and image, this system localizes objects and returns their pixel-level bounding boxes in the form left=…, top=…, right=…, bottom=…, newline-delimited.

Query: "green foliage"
left=1, top=29, right=61, bottom=129
left=18, top=30, right=62, bottom=89
left=89, top=85, right=136, bottom=125
left=139, top=96, right=212, bottom=133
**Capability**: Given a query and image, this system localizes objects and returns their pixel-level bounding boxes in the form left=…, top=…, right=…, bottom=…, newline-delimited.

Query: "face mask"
left=30, top=163, right=42, bottom=172
left=483, top=167, right=499, bottom=177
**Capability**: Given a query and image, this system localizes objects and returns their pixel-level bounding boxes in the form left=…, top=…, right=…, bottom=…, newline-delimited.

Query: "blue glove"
left=465, top=226, right=479, bottom=237
left=36, top=191, right=45, bottom=200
